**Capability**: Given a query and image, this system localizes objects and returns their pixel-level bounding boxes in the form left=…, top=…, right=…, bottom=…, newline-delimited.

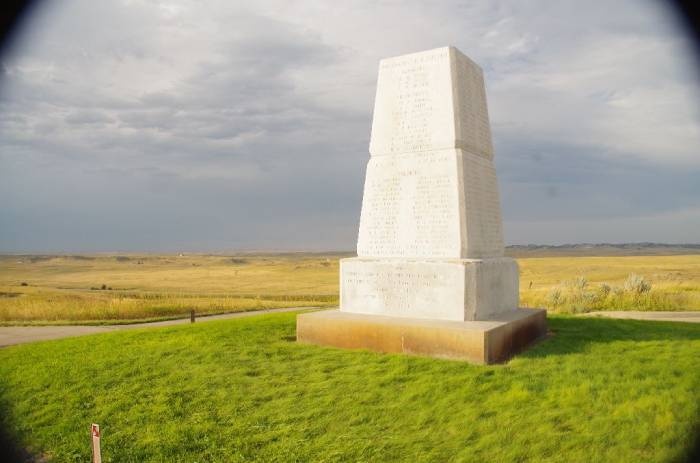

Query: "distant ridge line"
left=506, top=243, right=700, bottom=249
left=0, top=243, right=699, bottom=257
left=504, top=243, right=700, bottom=257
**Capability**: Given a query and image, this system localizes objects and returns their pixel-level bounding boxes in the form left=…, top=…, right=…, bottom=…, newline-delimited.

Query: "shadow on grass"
left=684, top=424, right=700, bottom=463
left=0, top=394, right=36, bottom=462
left=523, top=316, right=700, bottom=358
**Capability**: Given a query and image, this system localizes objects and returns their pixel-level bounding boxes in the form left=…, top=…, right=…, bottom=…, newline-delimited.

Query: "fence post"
left=190, top=309, right=195, bottom=323
left=91, top=423, right=101, bottom=463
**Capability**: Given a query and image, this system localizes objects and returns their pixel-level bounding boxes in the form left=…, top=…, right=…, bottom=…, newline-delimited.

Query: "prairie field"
left=519, top=254, right=700, bottom=313
left=0, top=254, right=342, bottom=325
left=0, top=253, right=698, bottom=324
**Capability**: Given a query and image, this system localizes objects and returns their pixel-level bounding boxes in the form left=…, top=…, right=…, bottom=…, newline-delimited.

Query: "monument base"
left=297, top=308, right=547, bottom=364
left=341, top=257, right=519, bottom=321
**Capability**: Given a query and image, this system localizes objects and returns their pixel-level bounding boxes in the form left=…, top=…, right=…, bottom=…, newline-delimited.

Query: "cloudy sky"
left=1, top=0, right=699, bottom=252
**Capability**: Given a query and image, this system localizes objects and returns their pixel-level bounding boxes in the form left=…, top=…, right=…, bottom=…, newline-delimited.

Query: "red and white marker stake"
left=91, top=423, right=102, bottom=463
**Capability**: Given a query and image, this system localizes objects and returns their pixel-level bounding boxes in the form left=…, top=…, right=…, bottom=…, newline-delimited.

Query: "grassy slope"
left=1, top=254, right=699, bottom=324
left=0, top=312, right=698, bottom=462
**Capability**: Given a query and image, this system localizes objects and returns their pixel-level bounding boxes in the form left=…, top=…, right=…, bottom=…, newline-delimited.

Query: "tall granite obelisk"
left=298, top=47, right=546, bottom=363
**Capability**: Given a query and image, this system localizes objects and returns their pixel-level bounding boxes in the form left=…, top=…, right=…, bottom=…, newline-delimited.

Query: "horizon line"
left=1, top=242, right=699, bottom=256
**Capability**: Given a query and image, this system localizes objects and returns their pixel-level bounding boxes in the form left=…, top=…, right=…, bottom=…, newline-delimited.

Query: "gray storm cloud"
left=0, top=0, right=699, bottom=252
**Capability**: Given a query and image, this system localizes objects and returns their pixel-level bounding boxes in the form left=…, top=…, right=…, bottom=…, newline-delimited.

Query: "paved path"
left=4, top=308, right=695, bottom=348
left=0, top=307, right=322, bottom=347
left=580, top=311, right=700, bottom=323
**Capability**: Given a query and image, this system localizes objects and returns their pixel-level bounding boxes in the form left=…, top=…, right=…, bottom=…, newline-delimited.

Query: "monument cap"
left=369, top=46, right=493, bottom=159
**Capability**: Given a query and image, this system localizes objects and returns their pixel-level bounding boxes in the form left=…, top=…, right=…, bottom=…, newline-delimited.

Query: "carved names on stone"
left=370, top=48, right=453, bottom=156
left=341, top=259, right=465, bottom=320
left=357, top=150, right=460, bottom=258
left=461, top=152, right=504, bottom=257
left=452, top=51, right=494, bottom=159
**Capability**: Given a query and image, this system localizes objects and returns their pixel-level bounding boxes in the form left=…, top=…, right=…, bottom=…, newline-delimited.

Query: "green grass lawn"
left=1, top=312, right=699, bottom=462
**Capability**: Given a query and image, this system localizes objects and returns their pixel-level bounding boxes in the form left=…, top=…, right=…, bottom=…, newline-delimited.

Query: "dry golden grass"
left=1, top=253, right=698, bottom=323
left=519, top=255, right=700, bottom=312
left=0, top=254, right=342, bottom=324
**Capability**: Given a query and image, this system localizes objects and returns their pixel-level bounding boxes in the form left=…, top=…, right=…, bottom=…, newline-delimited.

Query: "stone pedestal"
left=297, top=46, right=546, bottom=363
left=297, top=308, right=546, bottom=364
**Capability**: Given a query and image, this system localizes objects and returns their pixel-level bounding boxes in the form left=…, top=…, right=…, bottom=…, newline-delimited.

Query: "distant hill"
left=1, top=243, right=699, bottom=259
left=505, top=243, right=700, bottom=257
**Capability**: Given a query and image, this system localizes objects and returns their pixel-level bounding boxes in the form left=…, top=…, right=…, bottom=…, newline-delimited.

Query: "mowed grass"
left=0, top=254, right=699, bottom=324
left=0, top=312, right=698, bottom=462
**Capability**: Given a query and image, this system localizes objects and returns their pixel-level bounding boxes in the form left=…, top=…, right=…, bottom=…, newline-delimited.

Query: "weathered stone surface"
left=357, top=47, right=504, bottom=262
left=356, top=149, right=504, bottom=259
left=340, top=257, right=518, bottom=321
left=297, top=308, right=547, bottom=364
left=369, top=47, right=493, bottom=159
left=357, top=148, right=461, bottom=259
left=350, top=45, right=514, bottom=321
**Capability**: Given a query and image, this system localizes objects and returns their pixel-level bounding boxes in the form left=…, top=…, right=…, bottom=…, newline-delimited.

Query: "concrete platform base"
left=296, top=308, right=547, bottom=364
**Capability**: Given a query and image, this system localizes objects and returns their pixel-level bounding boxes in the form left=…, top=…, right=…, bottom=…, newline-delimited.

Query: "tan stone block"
left=297, top=309, right=547, bottom=364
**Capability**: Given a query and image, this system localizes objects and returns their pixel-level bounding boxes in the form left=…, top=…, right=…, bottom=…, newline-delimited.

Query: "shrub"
left=623, top=274, right=651, bottom=295
left=546, top=288, right=563, bottom=308
left=597, top=283, right=611, bottom=298
left=101, top=284, right=107, bottom=290
left=20, top=282, right=28, bottom=287
left=570, top=276, right=588, bottom=291
left=571, top=291, right=597, bottom=314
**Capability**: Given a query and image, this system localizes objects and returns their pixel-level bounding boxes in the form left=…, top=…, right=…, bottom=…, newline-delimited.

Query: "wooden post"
left=91, top=423, right=102, bottom=463
left=190, top=309, right=195, bottom=323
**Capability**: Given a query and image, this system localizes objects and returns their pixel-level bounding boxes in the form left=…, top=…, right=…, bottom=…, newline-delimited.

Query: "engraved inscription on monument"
left=370, top=47, right=454, bottom=156
left=357, top=150, right=461, bottom=258
left=453, top=54, right=494, bottom=159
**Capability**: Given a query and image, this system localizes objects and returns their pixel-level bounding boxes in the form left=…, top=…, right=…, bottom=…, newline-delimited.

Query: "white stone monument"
left=298, top=47, right=546, bottom=363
